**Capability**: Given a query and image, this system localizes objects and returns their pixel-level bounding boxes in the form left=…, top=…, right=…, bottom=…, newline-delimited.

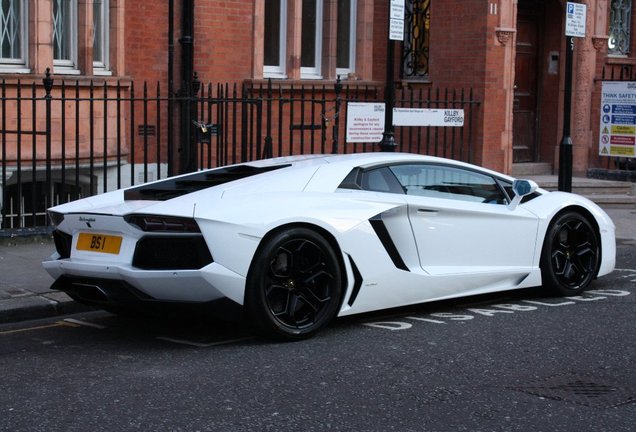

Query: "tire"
left=540, top=211, right=600, bottom=296
left=245, top=227, right=343, bottom=340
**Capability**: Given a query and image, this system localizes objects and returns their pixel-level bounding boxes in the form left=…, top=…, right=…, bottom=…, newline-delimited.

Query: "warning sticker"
left=599, top=82, right=636, bottom=157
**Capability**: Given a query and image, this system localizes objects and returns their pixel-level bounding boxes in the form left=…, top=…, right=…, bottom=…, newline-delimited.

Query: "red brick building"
left=121, top=0, right=633, bottom=175
left=1, top=1, right=635, bottom=227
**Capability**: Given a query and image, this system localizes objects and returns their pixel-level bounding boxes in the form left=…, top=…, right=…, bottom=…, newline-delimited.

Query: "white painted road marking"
left=364, top=286, right=633, bottom=331
left=63, top=318, right=107, bottom=329
left=156, top=336, right=254, bottom=347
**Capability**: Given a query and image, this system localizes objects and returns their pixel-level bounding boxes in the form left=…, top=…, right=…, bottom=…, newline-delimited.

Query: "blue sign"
left=611, top=115, right=636, bottom=125
left=612, top=104, right=636, bottom=114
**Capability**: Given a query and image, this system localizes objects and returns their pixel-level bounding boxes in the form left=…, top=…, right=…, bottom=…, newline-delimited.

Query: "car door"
left=388, top=163, right=540, bottom=276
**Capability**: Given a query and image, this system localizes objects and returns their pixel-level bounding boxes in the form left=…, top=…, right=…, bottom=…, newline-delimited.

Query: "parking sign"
left=565, top=2, right=586, bottom=37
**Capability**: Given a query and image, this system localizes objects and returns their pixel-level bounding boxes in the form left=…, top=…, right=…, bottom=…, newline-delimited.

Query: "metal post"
left=241, top=84, right=249, bottom=163
left=263, top=79, right=273, bottom=159
left=178, top=0, right=196, bottom=173
left=332, top=77, right=342, bottom=154
left=168, top=0, right=175, bottom=176
left=558, top=36, right=574, bottom=192
left=43, top=68, right=53, bottom=212
left=379, top=33, right=397, bottom=152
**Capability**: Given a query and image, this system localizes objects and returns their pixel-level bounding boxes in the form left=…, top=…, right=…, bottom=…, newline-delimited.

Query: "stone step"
left=528, top=176, right=633, bottom=195
left=512, top=162, right=553, bottom=176
left=524, top=176, right=635, bottom=209
left=586, top=194, right=636, bottom=209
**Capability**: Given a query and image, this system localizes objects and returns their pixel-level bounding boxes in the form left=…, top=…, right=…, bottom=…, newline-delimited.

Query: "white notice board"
left=389, top=0, right=405, bottom=41
left=346, top=103, right=385, bottom=143
left=393, top=108, right=465, bottom=127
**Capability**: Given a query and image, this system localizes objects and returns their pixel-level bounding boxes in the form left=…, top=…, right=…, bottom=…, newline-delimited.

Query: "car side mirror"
left=508, top=179, right=538, bottom=210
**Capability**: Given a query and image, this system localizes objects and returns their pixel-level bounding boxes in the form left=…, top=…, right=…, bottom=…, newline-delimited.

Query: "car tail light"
left=48, top=211, right=65, bottom=227
left=124, top=214, right=201, bottom=233
left=53, top=230, right=72, bottom=258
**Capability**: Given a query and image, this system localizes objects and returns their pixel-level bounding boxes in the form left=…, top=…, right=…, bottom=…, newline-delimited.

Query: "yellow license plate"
left=76, top=233, right=123, bottom=254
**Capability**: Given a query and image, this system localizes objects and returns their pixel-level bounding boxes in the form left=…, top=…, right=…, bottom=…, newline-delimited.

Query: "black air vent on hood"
left=124, top=164, right=289, bottom=201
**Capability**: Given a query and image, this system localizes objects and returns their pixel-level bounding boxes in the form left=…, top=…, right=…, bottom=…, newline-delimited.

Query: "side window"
left=301, top=0, right=323, bottom=79
left=53, top=0, right=79, bottom=74
left=261, top=1, right=361, bottom=80
left=336, top=0, right=356, bottom=77
left=1, top=0, right=28, bottom=72
left=389, top=164, right=507, bottom=204
left=360, top=167, right=404, bottom=194
left=92, top=0, right=110, bottom=75
left=264, top=0, right=287, bottom=77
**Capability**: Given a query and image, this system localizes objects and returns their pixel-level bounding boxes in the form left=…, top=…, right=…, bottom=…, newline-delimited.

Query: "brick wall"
left=125, top=2, right=173, bottom=83
left=194, top=1, right=255, bottom=82
left=427, top=0, right=504, bottom=172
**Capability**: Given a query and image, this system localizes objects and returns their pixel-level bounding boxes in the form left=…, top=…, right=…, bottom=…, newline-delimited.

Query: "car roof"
left=247, top=152, right=451, bottom=169
left=260, top=153, right=514, bottom=181
left=123, top=152, right=517, bottom=202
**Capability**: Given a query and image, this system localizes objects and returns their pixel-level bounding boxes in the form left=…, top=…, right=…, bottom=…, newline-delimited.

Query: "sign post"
left=559, top=2, right=586, bottom=192
left=379, top=0, right=405, bottom=152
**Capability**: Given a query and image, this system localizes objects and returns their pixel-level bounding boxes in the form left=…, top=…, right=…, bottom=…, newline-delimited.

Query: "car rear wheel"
left=245, top=227, right=343, bottom=340
left=540, top=211, right=600, bottom=296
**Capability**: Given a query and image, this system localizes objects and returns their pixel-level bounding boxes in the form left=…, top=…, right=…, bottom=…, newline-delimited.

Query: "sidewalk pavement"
left=1, top=209, right=635, bottom=325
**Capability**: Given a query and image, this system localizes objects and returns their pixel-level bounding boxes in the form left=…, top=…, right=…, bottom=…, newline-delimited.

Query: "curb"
left=0, top=293, right=91, bottom=325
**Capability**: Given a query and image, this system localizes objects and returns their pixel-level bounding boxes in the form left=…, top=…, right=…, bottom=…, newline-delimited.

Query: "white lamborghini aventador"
left=43, top=153, right=616, bottom=339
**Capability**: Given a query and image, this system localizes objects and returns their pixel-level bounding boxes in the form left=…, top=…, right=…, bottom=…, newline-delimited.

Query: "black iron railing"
left=0, top=71, right=479, bottom=232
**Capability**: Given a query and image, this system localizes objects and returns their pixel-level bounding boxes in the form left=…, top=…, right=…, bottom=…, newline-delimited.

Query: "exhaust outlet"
left=69, top=282, right=110, bottom=304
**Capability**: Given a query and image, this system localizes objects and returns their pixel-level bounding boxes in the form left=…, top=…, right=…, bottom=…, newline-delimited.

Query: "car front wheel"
left=540, top=211, right=600, bottom=296
left=245, top=227, right=343, bottom=340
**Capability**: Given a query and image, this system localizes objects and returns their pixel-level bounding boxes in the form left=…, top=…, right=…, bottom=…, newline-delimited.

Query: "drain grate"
left=511, top=373, right=636, bottom=408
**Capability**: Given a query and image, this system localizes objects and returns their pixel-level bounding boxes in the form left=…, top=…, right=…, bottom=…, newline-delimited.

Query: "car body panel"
left=404, top=194, right=540, bottom=274
left=43, top=153, right=616, bottom=319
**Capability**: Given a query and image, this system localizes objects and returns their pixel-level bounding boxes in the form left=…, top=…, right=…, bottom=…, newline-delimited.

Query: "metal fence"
left=1, top=71, right=480, bottom=232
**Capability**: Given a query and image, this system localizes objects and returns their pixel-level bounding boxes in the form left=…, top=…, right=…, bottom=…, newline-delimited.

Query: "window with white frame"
left=336, top=0, right=356, bottom=77
left=262, top=1, right=361, bottom=80
left=92, top=0, right=110, bottom=74
left=608, top=0, right=632, bottom=56
left=0, top=0, right=28, bottom=71
left=53, top=0, right=79, bottom=74
left=264, top=0, right=287, bottom=78
left=300, top=0, right=323, bottom=78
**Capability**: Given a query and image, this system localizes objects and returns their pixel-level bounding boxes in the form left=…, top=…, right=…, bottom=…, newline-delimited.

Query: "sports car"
left=43, top=153, right=616, bottom=339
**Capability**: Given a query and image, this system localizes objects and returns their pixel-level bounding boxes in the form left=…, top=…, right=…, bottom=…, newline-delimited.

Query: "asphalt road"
left=1, top=243, right=635, bottom=432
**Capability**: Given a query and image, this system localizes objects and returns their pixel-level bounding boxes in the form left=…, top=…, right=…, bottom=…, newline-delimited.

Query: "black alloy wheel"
left=245, top=227, right=343, bottom=340
left=540, top=211, right=600, bottom=296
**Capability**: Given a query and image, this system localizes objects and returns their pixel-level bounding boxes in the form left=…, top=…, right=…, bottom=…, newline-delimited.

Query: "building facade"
left=1, top=0, right=634, bottom=227
left=119, top=0, right=630, bottom=175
